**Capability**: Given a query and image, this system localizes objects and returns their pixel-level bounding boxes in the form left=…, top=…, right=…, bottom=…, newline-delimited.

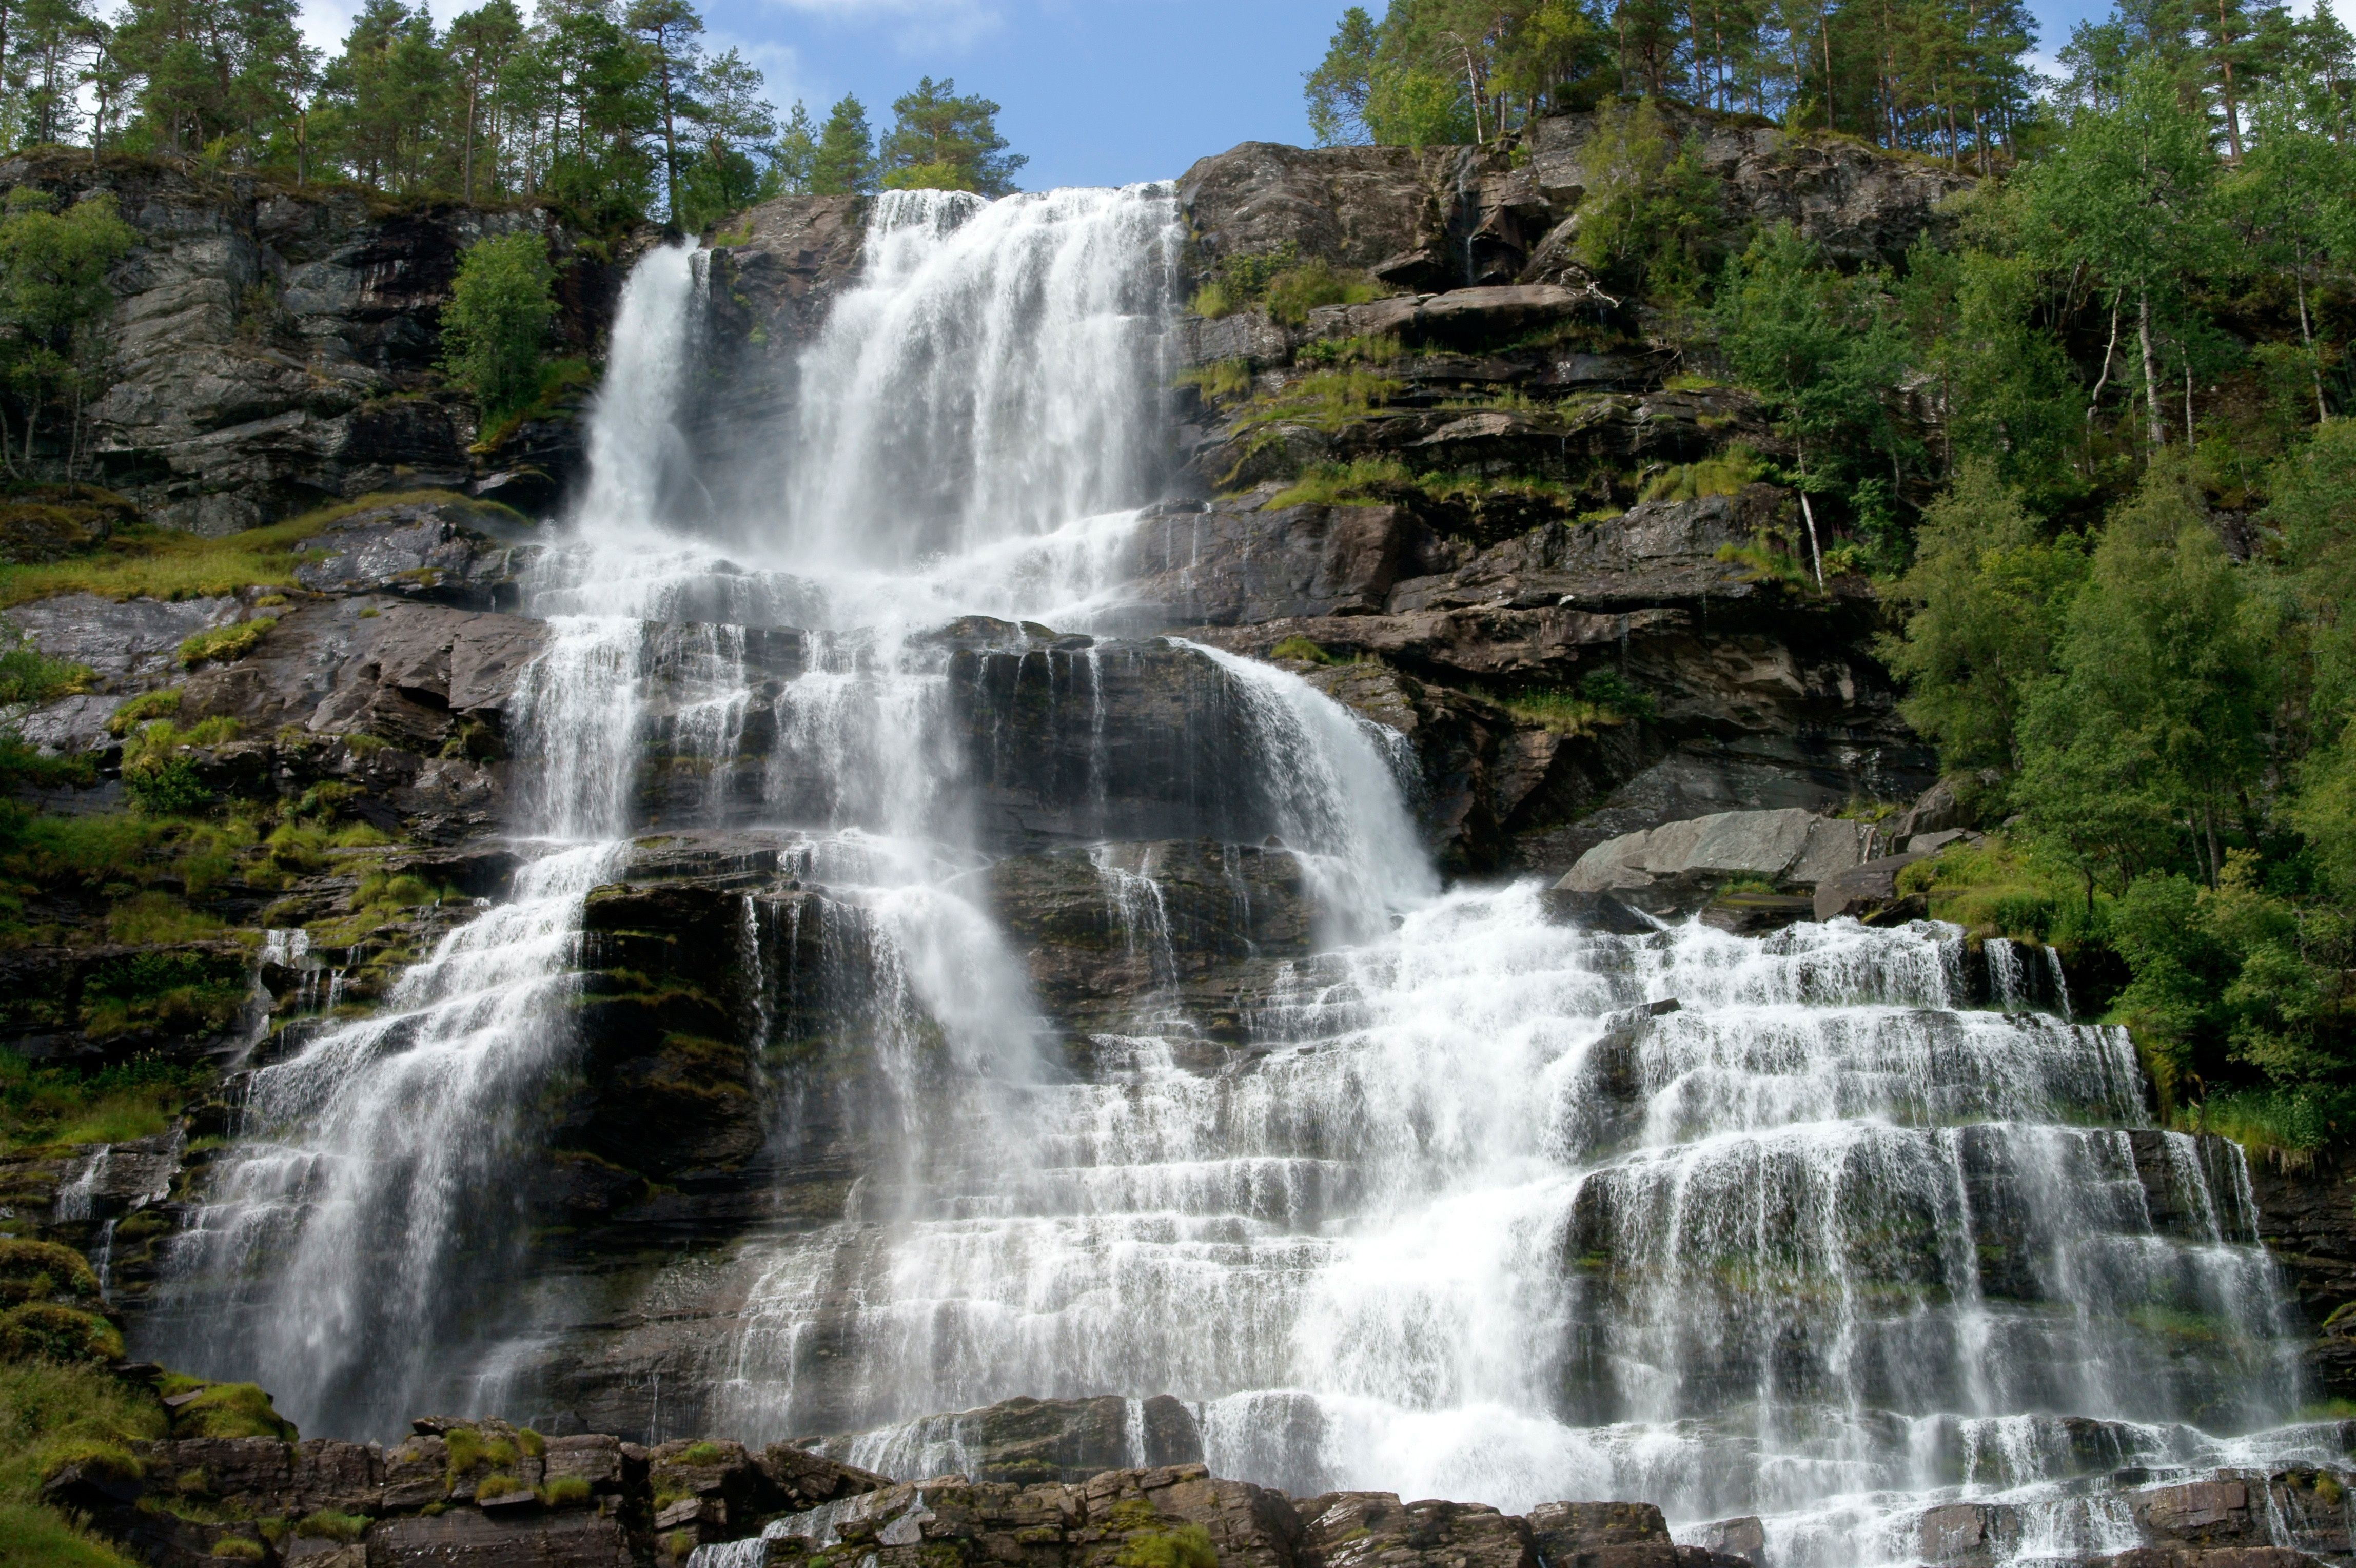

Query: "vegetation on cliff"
left=0, top=0, right=1025, bottom=231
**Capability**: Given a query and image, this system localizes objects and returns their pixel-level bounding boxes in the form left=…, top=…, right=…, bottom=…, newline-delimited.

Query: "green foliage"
left=1878, top=460, right=2088, bottom=774
left=175, top=618, right=276, bottom=668
left=104, top=689, right=182, bottom=737
left=1188, top=244, right=1382, bottom=324
left=810, top=95, right=877, bottom=194
left=539, top=1474, right=592, bottom=1506
left=440, top=233, right=558, bottom=422
left=0, top=1306, right=123, bottom=1366
left=1578, top=667, right=1657, bottom=720
left=0, top=1050, right=217, bottom=1156
left=209, top=1540, right=264, bottom=1560
left=1269, top=636, right=1340, bottom=665
left=1714, top=225, right=1913, bottom=495
left=1114, top=1521, right=1219, bottom=1568
left=878, top=77, right=1026, bottom=195
left=0, top=1242, right=100, bottom=1307
left=473, top=1471, right=522, bottom=1499
left=1572, top=97, right=1717, bottom=298
left=0, top=1358, right=166, bottom=1567
left=168, top=1383, right=296, bottom=1442
left=1174, top=360, right=1253, bottom=404
left=1639, top=444, right=1762, bottom=502
left=1265, top=458, right=1418, bottom=509
left=0, top=191, right=141, bottom=483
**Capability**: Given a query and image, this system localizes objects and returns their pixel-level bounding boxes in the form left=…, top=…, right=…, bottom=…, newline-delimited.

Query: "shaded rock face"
left=0, top=151, right=626, bottom=531
left=2247, top=1151, right=2356, bottom=1401
left=56, top=1413, right=890, bottom=1568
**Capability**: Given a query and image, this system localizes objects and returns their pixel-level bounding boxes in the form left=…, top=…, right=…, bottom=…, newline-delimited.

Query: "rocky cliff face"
left=0, top=151, right=635, bottom=531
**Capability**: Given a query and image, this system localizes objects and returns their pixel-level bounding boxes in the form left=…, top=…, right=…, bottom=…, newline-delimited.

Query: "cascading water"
left=147, top=181, right=2334, bottom=1568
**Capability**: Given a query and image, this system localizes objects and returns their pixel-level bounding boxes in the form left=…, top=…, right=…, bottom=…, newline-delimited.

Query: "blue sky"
left=293, top=0, right=2281, bottom=191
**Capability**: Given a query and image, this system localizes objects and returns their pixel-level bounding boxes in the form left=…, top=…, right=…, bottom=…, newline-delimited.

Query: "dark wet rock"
left=1295, top=1493, right=1539, bottom=1568
left=836, top=1395, right=1206, bottom=1486
left=2247, top=1150, right=2356, bottom=1401
left=0, top=150, right=625, bottom=531
left=980, top=840, right=1313, bottom=1047
left=1179, top=142, right=1457, bottom=275
left=290, top=494, right=542, bottom=608
left=1524, top=1500, right=1675, bottom=1568
left=1126, top=499, right=1430, bottom=625
left=9, top=591, right=242, bottom=691
left=1538, top=889, right=1656, bottom=934
left=1812, top=851, right=1931, bottom=921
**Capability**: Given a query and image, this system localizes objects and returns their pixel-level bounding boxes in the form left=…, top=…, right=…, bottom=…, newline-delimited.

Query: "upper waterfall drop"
left=776, top=185, right=1183, bottom=575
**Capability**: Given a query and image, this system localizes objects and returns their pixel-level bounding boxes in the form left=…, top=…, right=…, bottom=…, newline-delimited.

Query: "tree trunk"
left=2294, top=254, right=2328, bottom=422
left=2217, top=0, right=2243, bottom=159
left=2137, top=287, right=2165, bottom=450
left=464, top=76, right=477, bottom=202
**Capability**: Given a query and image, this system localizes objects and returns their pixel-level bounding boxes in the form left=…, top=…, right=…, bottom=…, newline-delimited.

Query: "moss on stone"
left=0, top=1304, right=125, bottom=1364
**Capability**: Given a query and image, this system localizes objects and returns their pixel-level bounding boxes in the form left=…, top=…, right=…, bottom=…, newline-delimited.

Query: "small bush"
left=1640, top=445, right=1763, bottom=503
left=1269, top=636, right=1338, bottom=665
left=444, top=1427, right=484, bottom=1477
left=442, top=233, right=559, bottom=422
left=473, top=1469, right=523, bottom=1500
left=210, top=1540, right=264, bottom=1561
left=105, top=890, right=224, bottom=945
left=0, top=623, right=91, bottom=705
left=1173, top=359, right=1252, bottom=403
left=1263, top=262, right=1381, bottom=326
left=168, top=1382, right=297, bottom=1441
left=176, top=618, right=274, bottom=668
left=294, top=1510, right=370, bottom=1542
left=1295, top=333, right=1401, bottom=368
left=540, top=1474, right=592, bottom=1507
left=1115, top=1522, right=1219, bottom=1568
left=1264, top=457, right=1415, bottom=510
left=0, top=1239, right=101, bottom=1305
left=103, top=687, right=182, bottom=736
left=676, top=1441, right=728, bottom=1465
left=34, top=1436, right=141, bottom=1486
left=1579, top=668, right=1658, bottom=721
left=0, top=1304, right=125, bottom=1364
left=515, top=1427, right=544, bottom=1458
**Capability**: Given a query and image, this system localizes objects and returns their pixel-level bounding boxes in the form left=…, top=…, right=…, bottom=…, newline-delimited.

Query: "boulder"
left=1811, top=851, right=1931, bottom=922
left=1179, top=141, right=1454, bottom=274
left=1525, top=1500, right=1675, bottom=1568
left=1295, top=1493, right=1538, bottom=1568
left=1557, top=808, right=1869, bottom=903
left=1692, top=1517, right=1765, bottom=1566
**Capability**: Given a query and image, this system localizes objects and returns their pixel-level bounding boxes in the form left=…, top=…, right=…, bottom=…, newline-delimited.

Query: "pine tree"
left=879, top=76, right=1024, bottom=195
left=808, top=92, right=872, bottom=195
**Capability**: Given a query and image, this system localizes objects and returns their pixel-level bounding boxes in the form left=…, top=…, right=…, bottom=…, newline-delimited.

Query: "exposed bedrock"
left=0, top=152, right=633, bottom=530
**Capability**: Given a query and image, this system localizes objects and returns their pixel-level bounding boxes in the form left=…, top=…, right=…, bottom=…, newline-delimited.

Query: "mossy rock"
left=0, top=1303, right=126, bottom=1364
left=37, top=1435, right=143, bottom=1485
left=0, top=1238, right=102, bottom=1305
left=166, top=1380, right=299, bottom=1441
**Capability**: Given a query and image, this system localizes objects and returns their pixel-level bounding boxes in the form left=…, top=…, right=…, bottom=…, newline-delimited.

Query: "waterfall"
left=147, top=180, right=2327, bottom=1568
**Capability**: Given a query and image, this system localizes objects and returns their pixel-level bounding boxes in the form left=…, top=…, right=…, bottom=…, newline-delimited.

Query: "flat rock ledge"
left=41, top=1401, right=2356, bottom=1568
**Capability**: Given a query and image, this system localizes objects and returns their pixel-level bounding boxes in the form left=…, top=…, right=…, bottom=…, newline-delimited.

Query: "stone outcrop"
left=1556, top=807, right=1871, bottom=911
left=0, top=151, right=632, bottom=532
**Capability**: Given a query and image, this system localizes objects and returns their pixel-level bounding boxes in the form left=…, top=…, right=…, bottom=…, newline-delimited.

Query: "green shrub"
left=1114, top=1521, right=1218, bottom=1568
left=473, top=1470, right=522, bottom=1499
left=1173, top=359, right=1252, bottom=403
left=443, top=1426, right=484, bottom=1478
left=0, top=623, right=90, bottom=705
left=1295, top=334, right=1401, bottom=368
left=1579, top=668, right=1658, bottom=721
left=167, top=1382, right=297, bottom=1441
left=0, top=1498, right=140, bottom=1565
left=103, top=688, right=182, bottom=736
left=1263, top=262, right=1381, bottom=326
left=676, top=1441, right=728, bottom=1464
left=209, top=1540, right=264, bottom=1561
left=1269, top=636, right=1339, bottom=665
left=0, top=1240, right=100, bottom=1305
left=441, top=233, right=559, bottom=422
left=1640, top=445, right=1764, bottom=503
left=33, top=1437, right=140, bottom=1486
left=294, top=1510, right=370, bottom=1542
left=175, top=618, right=274, bottom=668
left=516, top=1427, right=544, bottom=1458
left=539, top=1474, right=591, bottom=1506
left=121, top=755, right=208, bottom=815
left=0, top=1305, right=124, bottom=1364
